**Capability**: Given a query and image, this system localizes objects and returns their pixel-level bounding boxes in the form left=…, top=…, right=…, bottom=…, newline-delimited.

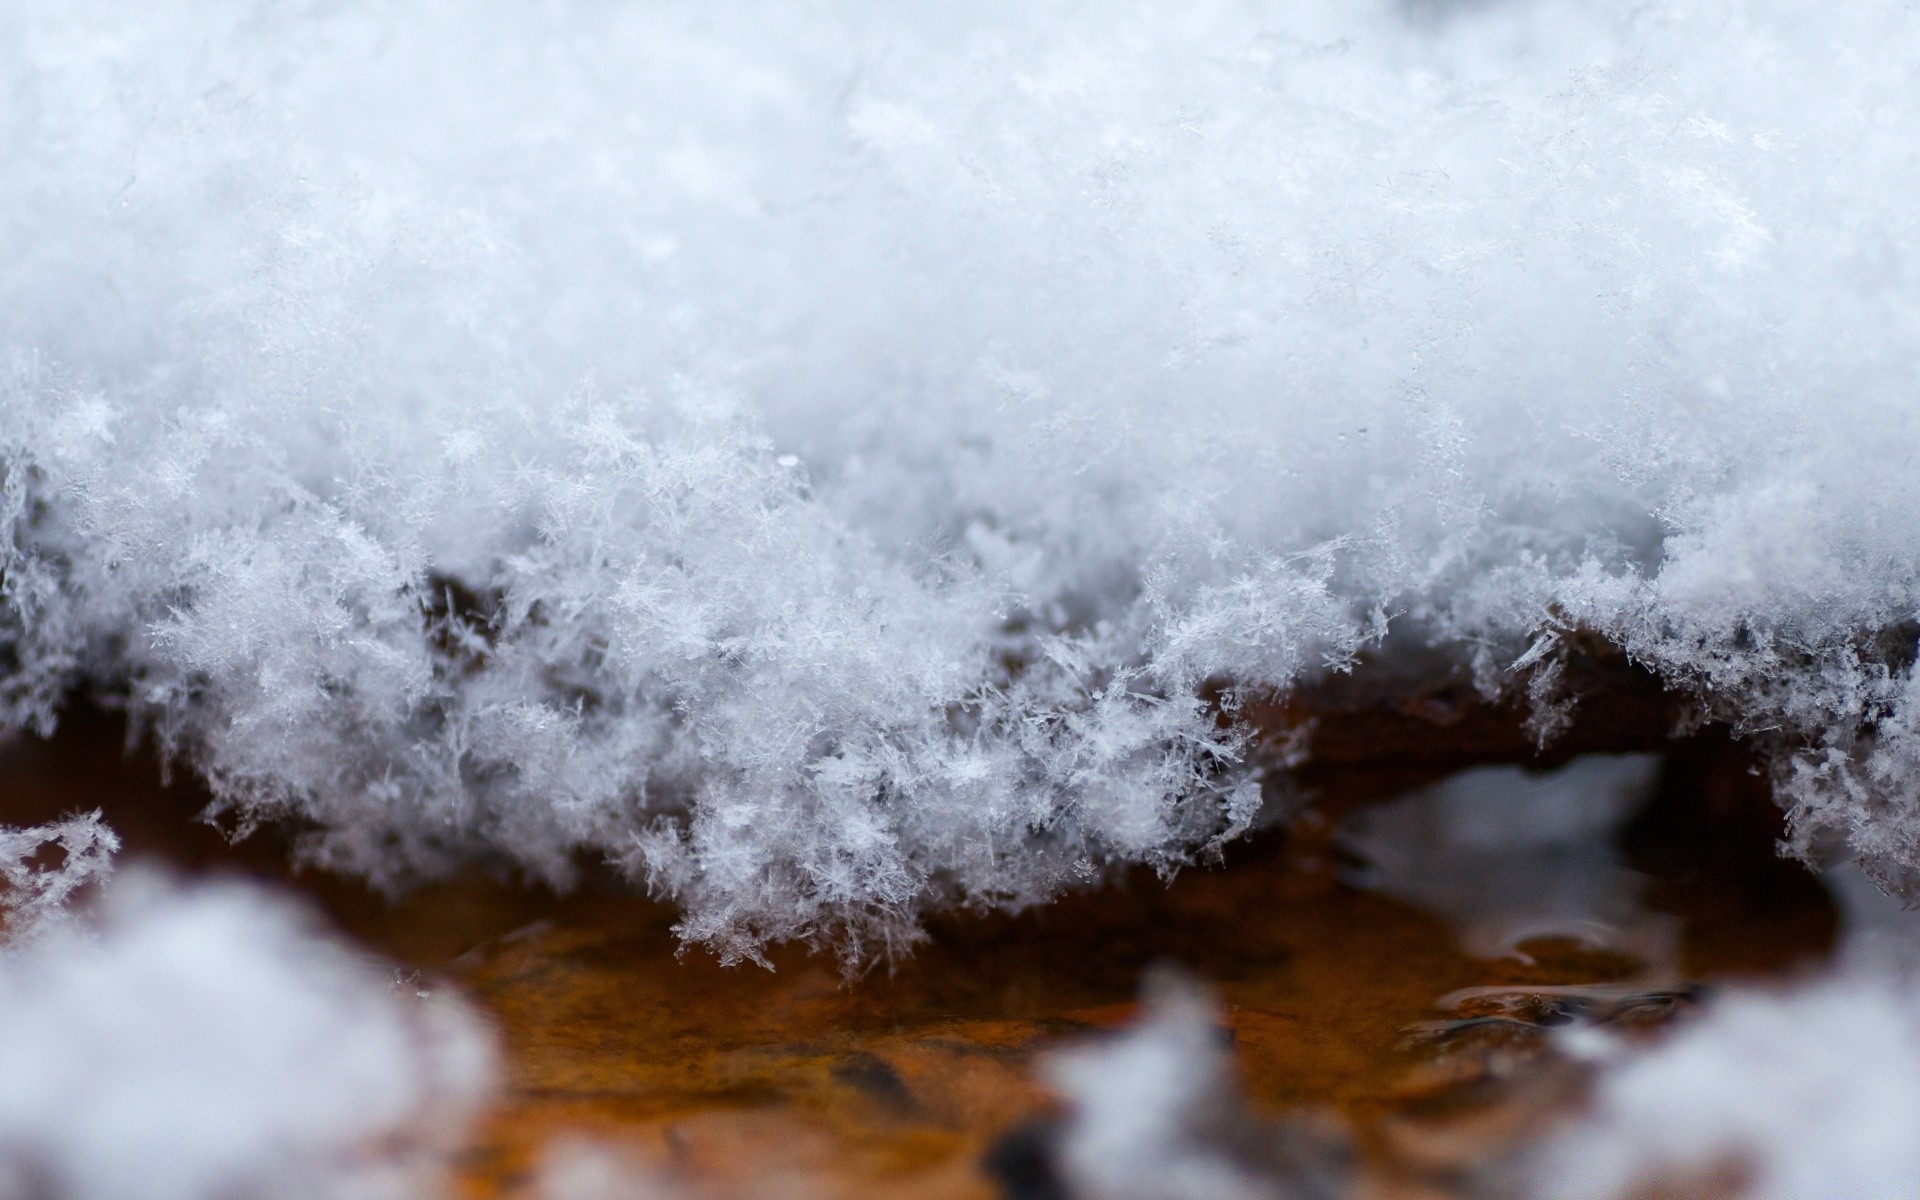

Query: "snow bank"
left=0, top=870, right=495, bottom=1200
left=4, top=0, right=1919, bottom=958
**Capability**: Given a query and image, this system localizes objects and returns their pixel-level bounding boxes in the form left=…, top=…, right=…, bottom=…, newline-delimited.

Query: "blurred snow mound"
left=0, top=870, right=495, bottom=1200
left=1045, top=970, right=1350, bottom=1200
left=1535, top=969, right=1920, bottom=1199
left=5, top=0, right=1920, bottom=957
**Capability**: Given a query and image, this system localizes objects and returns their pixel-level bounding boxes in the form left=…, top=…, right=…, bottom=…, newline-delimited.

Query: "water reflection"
left=1337, top=755, right=1675, bottom=968
left=0, top=714, right=1846, bottom=1198
left=1823, top=862, right=1920, bottom=973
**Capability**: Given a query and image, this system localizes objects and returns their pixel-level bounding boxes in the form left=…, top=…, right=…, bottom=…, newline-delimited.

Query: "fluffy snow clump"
left=5, top=0, right=1920, bottom=957
left=0, top=870, right=495, bottom=1200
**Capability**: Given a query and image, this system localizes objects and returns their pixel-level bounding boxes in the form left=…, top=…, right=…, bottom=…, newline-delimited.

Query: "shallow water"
left=0, top=711, right=1839, bottom=1198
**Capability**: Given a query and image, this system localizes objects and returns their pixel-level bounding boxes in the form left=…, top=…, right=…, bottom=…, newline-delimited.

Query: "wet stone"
left=0, top=710, right=1843, bottom=1200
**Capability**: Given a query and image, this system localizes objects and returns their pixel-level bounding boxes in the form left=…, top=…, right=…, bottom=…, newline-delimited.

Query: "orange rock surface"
left=0, top=708, right=1838, bottom=1199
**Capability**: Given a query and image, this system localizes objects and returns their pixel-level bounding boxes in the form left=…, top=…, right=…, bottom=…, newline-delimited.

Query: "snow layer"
left=0, top=870, right=495, bottom=1200
left=4, top=0, right=1920, bottom=958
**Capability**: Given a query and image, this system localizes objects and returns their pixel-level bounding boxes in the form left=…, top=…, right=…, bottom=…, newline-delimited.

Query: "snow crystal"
left=0, top=811, right=117, bottom=944
left=5, top=0, right=1920, bottom=957
left=0, top=870, right=495, bottom=1200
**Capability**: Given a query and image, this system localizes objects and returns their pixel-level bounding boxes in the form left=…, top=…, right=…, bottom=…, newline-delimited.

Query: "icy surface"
left=0, top=870, right=495, bottom=1200
left=1529, top=861, right=1920, bottom=1198
left=4, top=0, right=1920, bottom=957
left=1824, top=862, right=1920, bottom=974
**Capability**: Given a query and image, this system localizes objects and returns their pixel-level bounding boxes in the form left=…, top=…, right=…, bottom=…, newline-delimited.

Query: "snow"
left=1532, top=969, right=1920, bottom=1199
left=3, top=0, right=1920, bottom=961
left=534, top=1142, right=686, bottom=1200
left=1044, top=971, right=1349, bottom=1200
left=0, top=869, right=495, bottom=1200
left=1527, top=847, right=1920, bottom=1197
left=1046, top=974, right=1254, bottom=1200
left=0, top=812, right=117, bottom=944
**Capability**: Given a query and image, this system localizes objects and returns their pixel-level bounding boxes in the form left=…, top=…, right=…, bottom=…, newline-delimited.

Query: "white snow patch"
left=0, top=811, right=117, bottom=945
left=0, top=871, right=495, bottom=1200
left=1533, top=970, right=1920, bottom=1199
left=1044, top=972, right=1347, bottom=1200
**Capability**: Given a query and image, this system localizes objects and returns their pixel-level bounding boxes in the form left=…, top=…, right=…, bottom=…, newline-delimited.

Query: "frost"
left=0, top=870, right=495, bottom=1200
left=5, top=0, right=1920, bottom=956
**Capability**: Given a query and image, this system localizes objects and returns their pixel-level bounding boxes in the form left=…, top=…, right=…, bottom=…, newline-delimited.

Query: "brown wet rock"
left=0, top=694, right=1842, bottom=1200
left=407, top=843, right=1504, bottom=1198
